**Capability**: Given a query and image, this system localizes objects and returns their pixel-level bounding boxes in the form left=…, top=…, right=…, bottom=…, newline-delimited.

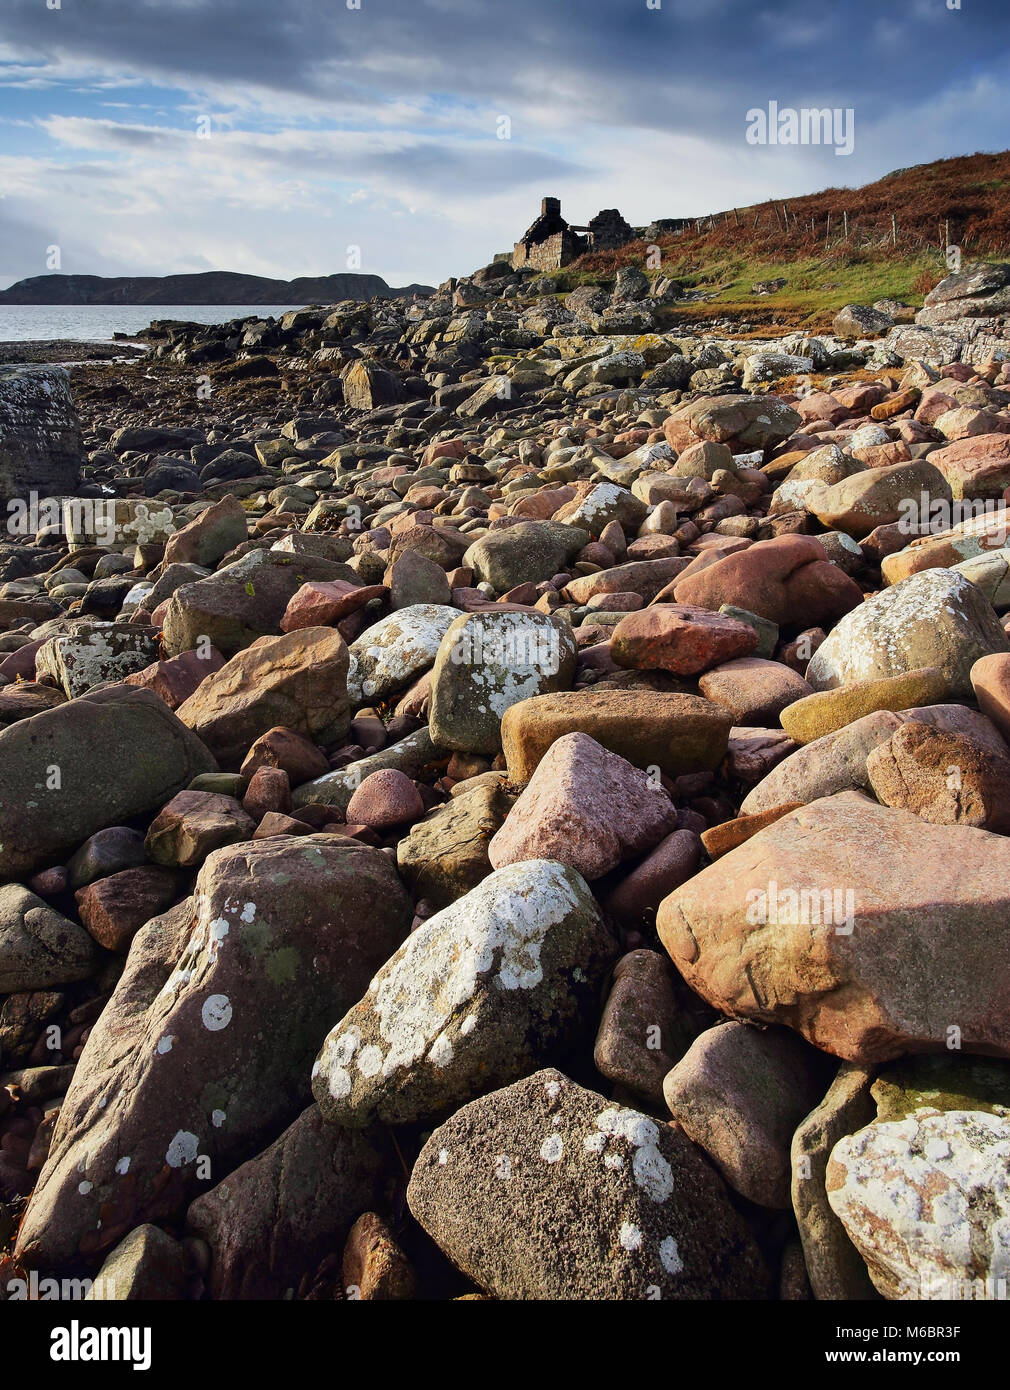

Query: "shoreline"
left=0, top=339, right=149, bottom=366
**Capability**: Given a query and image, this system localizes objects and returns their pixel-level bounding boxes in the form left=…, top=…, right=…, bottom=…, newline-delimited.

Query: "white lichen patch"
left=659, top=1236, right=684, bottom=1274
left=315, top=861, right=587, bottom=1109
left=591, top=1107, right=674, bottom=1203
left=165, top=1130, right=200, bottom=1168
left=540, top=1134, right=564, bottom=1163
left=827, top=1108, right=1010, bottom=1299
left=201, top=994, right=232, bottom=1031
left=619, top=1222, right=642, bottom=1252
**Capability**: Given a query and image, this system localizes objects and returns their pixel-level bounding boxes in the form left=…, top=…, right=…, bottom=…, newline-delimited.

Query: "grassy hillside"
left=554, top=150, right=1010, bottom=331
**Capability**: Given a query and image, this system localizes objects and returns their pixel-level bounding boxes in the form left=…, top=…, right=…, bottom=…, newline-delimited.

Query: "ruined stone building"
left=509, top=197, right=636, bottom=271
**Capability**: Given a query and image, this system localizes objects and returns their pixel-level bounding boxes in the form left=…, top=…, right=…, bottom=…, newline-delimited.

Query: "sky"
left=0, top=0, right=1008, bottom=290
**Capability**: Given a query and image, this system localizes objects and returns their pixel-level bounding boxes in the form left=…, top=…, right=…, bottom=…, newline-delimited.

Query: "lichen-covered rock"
left=346, top=603, right=458, bottom=703
left=0, top=364, right=81, bottom=503
left=15, top=835, right=411, bottom=1268
left=406, top=1068, right=771, bottom=1299
left=428, top=610, right=577, bottom=754
left=35, top=624, right=160, bottom=699
left=312, top=860, right=617, bottom=1128
left=806, top=568, right=1010, bottom=697
left=826, top=1109, right=1010, bottom=1300
left=463, top=521, right=589, bottom=592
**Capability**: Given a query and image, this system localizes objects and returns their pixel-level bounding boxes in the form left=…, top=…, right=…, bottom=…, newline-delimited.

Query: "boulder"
left=865, top=720, right=1010, bottom=831
left=175, top=627, right=350, bottom=767
left=395, top=779, right=515, bottom=909
left=186, top=1104, right=387, bottom=1300
left=659, top=790, right=1010, bottom=1063
left=488, top=732, right=679, bottom=880
left=827, top=1109, right=1010, bottom=1300
left=663, top=394, right=801, bottom=454
left=346, top=604, right=458, bottom=703
left=0, top=365, right=81, bottom=503
left=662, top=1021, right=833, bottom=1208
left=0, top=687, right=215, bottom=884
left=500, top=689, right=731, bottom=784
left=0, top=884, right=96, bottom=992
left=673, top=534, right=862, bottom=627
left=406, top=1068, right=771, bottom=1299
left=428, top=611, right=577, bottom=754
left=806, top=568, right=1009, bottom=697
left=312, top=860, right=616, bottom=1127
left=463, top=521, right=589, bottom=592
left=162, top=495, right=248, bottom=568
left=15, top=836, right=411, bottom=1268
left=611, top=605, right=759, bottom=676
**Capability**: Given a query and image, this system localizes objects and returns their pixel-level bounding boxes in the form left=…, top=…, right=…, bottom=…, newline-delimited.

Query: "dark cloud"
left=2, top=0, right=1008, bottom=139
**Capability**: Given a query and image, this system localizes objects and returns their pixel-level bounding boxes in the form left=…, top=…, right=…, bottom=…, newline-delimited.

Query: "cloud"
left=0, top=0, right=1008, bottom=286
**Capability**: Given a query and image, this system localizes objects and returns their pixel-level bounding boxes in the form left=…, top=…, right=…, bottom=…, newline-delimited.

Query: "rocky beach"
left=2, top=240, right=1010, bottom=1309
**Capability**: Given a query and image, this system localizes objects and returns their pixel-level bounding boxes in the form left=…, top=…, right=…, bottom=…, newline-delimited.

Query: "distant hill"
left=554, top=149, right=1010, bottom=330
left=0, top=271, right=434, bottom=305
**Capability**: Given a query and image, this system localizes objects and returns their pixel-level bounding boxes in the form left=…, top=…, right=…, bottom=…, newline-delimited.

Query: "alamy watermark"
left=746, top=879, right=855, bottom=934
left=896, top=491, right=1010, bottom=543
left=449, top=620, right=561, bottom=675
left=746, top=101, right=854, bottom=157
